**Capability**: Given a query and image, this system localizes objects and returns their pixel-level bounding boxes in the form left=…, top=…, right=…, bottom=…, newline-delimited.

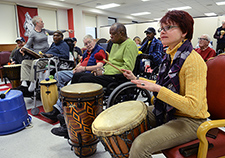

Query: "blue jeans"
left=53, top=70, right=73, bottom=113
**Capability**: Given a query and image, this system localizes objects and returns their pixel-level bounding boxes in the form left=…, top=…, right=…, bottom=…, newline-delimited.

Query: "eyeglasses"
left=198, top=38, right=208, bottom=41
left=84, top=40, right=92, bottom=46
left=158, top=25, right=178, bottom=33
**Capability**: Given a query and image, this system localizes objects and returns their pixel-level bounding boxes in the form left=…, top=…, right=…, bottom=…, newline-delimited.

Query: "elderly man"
left=18, top=31, right=69, bottom=96
left=214, top=20, right=225, bottom=53
left=10, top=37, right=26, bottom=61
left=138, top=27, right=163, bottom=72
left=41, top=34, right=106, bottom=120
left=195, top=34, right=216, bottom=61
left=10, top=37, right=27, bottom=64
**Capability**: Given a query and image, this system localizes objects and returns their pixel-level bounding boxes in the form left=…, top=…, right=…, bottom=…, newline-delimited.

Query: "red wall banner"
left=17, top=5, right=38, bottom=42
left=67, top=9, right=74, bottom=38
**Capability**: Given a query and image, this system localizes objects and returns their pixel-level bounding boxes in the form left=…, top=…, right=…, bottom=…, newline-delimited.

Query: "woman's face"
left=160, top=22, right=187, bottom=49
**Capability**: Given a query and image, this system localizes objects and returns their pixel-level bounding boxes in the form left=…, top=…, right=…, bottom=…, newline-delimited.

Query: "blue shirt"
left=139, top=37, right=163, bottom=67
left=46, top=40, right=69, bottom=59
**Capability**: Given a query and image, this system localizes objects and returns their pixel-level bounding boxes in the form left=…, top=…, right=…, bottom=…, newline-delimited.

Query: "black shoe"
left=15, top=85, right=33, bottom=97
left=40, top=107, right=60, bottom=122
left=51, top=126, right=69, bottom=139
left=57, top=114, right=66, bottom=126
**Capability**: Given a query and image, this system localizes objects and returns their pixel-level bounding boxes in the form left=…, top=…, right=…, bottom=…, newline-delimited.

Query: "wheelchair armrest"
left=197, top=119, right=225, bottom=158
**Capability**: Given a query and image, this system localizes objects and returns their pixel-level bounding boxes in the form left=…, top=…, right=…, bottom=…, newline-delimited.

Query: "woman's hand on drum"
left=131, top=79, right=161, bottom=92
left=121, top=69, right=137, bottom=80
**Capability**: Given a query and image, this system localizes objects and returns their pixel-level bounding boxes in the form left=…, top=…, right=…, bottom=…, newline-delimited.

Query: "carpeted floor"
left=27, top=106, right=59, bottom=125
left=0, top=83, right=12, bottom=92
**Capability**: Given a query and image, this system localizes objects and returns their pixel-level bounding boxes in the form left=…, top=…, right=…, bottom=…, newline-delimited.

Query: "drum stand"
left=67, top=133, right=99, bottom=158
left=31, top=57, right=59, bottom=115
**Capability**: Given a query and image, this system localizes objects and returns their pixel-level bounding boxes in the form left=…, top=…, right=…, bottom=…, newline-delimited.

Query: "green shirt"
left=104, top=38, right=138, bottom=75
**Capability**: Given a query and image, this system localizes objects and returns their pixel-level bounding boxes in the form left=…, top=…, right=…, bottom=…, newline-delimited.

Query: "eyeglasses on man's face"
left=84, top=40, right=92, bottom=46
left=198, top=38, right=208, bottom=41
left=158, top=25, right=178, bottom=33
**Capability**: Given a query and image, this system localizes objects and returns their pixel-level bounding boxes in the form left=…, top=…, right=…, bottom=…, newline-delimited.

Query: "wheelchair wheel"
left=107, top=81, right=153, bottom=108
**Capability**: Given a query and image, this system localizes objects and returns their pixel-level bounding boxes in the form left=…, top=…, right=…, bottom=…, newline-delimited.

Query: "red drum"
left=61, top=83, right=104, bottom=157
left=92, top=101, right=149, bottom=157
left=3, top=64, right=21, bottom=88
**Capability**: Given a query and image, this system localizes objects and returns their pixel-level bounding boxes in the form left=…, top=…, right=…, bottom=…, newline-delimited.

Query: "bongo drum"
left=3, top=64, right=21, bottom=88
left=92, top=101, right=149, bottom=158
left=40, top=79, right=58, bottom=113
left=61, top=83, right=104, bottom=157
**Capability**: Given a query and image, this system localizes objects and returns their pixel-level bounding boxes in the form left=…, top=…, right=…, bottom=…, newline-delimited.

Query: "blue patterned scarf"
left=153, top=40, right=193, bottom=126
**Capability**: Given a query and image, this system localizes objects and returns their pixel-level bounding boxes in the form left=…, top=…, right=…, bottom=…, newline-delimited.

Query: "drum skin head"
left=92, top=101, right=147, bottom=137
left=61, top=83, right=103, bottom=98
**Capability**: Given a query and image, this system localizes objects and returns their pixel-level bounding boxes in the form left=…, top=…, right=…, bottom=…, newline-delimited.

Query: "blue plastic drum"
left=0, top=90, right=32, bottom=135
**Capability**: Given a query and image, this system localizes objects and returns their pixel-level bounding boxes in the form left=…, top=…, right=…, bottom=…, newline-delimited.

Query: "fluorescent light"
left=204, top=12, right=217, bottom=16
left=168, top=6, right=192, bottom=11
left=131, top=12, right=151, bottom=16
left=142, top=0, right=150, bottom=1
left=96, top=3, right=120, bottom=9
left=216, top=1, right=225, bottom=5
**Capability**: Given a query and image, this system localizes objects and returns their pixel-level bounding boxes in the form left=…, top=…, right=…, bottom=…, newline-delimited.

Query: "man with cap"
left=139, top=27, right=163, bottom=70
left=9, top=37, right=26, bottom=63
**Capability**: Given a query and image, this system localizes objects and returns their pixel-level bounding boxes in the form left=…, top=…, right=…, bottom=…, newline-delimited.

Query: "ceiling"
left=2, top=0, right=225, bottom=22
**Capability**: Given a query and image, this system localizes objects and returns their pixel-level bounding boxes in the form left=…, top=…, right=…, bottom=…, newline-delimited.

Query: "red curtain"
left=17, top=5, right=38, bottom=42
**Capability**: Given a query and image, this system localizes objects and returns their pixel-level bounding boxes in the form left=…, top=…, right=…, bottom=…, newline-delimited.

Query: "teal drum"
left=0, top=90, right=32, bottom=135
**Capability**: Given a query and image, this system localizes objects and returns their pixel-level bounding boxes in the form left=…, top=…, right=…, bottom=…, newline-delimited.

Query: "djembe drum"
left=92, top=101, right=149, bottom=158
left=3, top=64, right=21, bottom=88
left=40, top=78, right=58, bottom=112
left=61, top=83, right=104, bottom=157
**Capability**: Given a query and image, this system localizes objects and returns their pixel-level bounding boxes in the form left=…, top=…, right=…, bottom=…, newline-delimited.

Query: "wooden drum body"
left=61, top=83, right=104, bottom=157
left=3, top=64, right=21, bottom=88
left=92, top=101, right=149, bottom=158
left=40, top=79, right=58, bottom=112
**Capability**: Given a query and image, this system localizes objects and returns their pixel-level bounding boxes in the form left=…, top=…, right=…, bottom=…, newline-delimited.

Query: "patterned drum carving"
left=61, top=83, right=103, bottom=157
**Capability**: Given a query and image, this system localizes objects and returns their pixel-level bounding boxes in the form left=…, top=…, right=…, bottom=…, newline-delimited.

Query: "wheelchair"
left=105, top=54, right=160, bottom=108
left=30, top=38, right=76, bottom=115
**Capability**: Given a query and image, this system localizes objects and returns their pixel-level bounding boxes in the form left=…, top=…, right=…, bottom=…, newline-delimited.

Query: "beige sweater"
left=144, top=41, right=210, bottom=119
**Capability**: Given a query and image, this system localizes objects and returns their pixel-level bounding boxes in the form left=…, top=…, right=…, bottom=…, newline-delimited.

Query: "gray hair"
left=32, top=16, right=42, bottom=26
left=202, top=34, right=211, bottom=41
left=83, top=34, right=94, bottom=41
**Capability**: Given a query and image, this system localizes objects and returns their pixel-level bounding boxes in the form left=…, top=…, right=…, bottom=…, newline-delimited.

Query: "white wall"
left=0, top=3, right=17, bottom=44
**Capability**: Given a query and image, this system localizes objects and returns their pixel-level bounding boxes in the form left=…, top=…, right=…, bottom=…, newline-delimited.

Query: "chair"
left=162, top=54, right=225, bottom=158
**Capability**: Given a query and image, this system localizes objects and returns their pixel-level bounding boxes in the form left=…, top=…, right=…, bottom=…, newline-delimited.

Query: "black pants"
left=71, top=72, right=128, bottom=87
left=216, top=42, right=225, bottom=52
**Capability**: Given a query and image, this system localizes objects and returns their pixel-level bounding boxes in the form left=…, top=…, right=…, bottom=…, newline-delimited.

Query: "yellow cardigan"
left=141, top=41, right=210, bottom=119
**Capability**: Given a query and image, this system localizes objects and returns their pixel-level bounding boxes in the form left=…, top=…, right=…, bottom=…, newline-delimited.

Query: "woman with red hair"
left=122, top=10, right=210, bottom=158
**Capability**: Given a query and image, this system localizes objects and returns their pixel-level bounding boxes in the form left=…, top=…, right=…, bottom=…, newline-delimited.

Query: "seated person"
left=9, top=37, right=26, bottom=63
left=72, top=37, right=82, bottom=64
left=138, top=27, right=163, bottom=72
left=47, top=23, right=138, bottom=138
left=40, top=34, right=106, bottom=122
left=18, top=31, right=69, bottom=96
left=195, top=34, right=216, bottom=61
left=133, top=36, right=142, bottom=47
left=122, top=10, right=209, bottom=158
